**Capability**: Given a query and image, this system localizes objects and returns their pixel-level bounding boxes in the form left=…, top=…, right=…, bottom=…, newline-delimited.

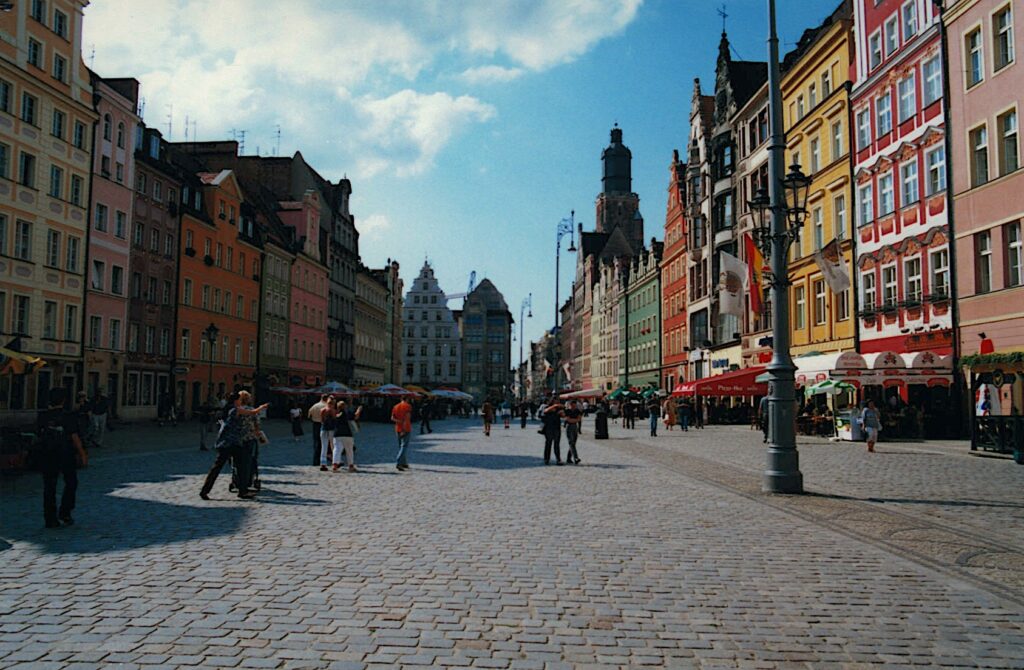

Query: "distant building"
left=370, top=260, right=403, bottom=385
left=354, top=266, right=389, bottom=387
left=661, top=150, right=688, bottom=390
left=460, top=279, right=513, bottom=402
left=621, top=242, right=663, bottom=389
left=403, top=262, right=461, bottom=387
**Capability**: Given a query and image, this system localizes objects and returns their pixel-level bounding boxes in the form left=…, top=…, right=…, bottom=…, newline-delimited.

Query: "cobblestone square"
left=1, top=416, right=1022, bottom=669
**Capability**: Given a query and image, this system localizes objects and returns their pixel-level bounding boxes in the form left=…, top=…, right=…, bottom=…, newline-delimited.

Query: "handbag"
left=257, top=430, right=269, bottom=445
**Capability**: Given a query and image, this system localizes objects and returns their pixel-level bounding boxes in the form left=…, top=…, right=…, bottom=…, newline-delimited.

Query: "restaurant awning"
left=672, top=366, right=767, bottom=397
left=0, top=347, right=46, bottom=375
left=560, top=388, right=604, bottom=399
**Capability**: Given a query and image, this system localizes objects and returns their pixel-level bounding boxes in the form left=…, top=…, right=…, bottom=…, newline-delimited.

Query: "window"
left=89, top=316, right=101, bottom=347
left=923, top=56, right=942, bottom=106
left=130, top=272, right=141, bottom=299
left=181, top=329, right=191, bottom=359
left=201, top=285, right=210, bottom=310
left=0, top=80, right=8, bottom=114
left=810, top=137, right=820, bottom=172
left=1007, top=223, right=1023, bottom=287
left=794, top=285, right=806, bottom=330
left=103, top=114, right=112, bottom=141
left=73, top=121, right=85, bottom=149
left=879, top=172, right=894, bottom=215
left=150, top=229, right=159, bottom=252
left=812, top=279, right=826, bottom=325
left=165, top=234, right=173, bottom=257
left=21, top=92, right=39, bottom=124
left=14, top=220, right=31, bottom=259
left=91, top=260, right=104, bottom=291
left=133, top=222, right=144, bottom=247
left=902, top=1, right=918, bottom=40
left=145, top=326, right=155, bottom=354
left=65, top=236, right=78, bottom=271
left=18, top=152, right=36, bottom=187
left=885, top=15, right=899, bottom=55
left=998, top=109, right=1019, bottom=175
left=111, top=266, right=123, bottom=295
left=0, top=143, right=7, bottom=180
left=966, top=28, right=984, bottom=87
left=869, top=32, right=882, bottom=69
left=51, top=109, right=65, bottom=138
left=27, top=38, right=42, bottom=68
left=183, top=278, right=193, bottom=306
left=160, top=329, right=170, bottom=356
left=13, top=295, right=29, bottom=334
left=797, top=95, right=805, bottom=120
left=836, top=289, right=850, bottom=321
left=48, top=164, right=62, bottom=198
left=63, top=307, right=76, bottom=344
left=52, top=54, right=66, bottom=83
left=46, top=229, right=60, bottom=267
left=116, top=122, right=124, bottom=148
left=970, top=125, right=989, bottom=186
left=0, top=215, right=5, bottom=257
left=905, top=257, right=922, bottom=302
left=831, top=121, right=843, bottom=159
left=115, top=162, right=123, bottom=183
left=882, top=265, right=898, bottom=306
left=812, top=207, right=824, bottom=250
left=926, top=145, right=946, bottom=195
left=822, top=68, right=832, bottom=97
left=834, top=194, right=847, bottom=239
left=70, top=174, right=82, bottom=206
left=900, top=160, right=918, bottom=207
left=53, top=9, right=67, bottom=37
left=162, top=280, right=171, bottom=305
left=115, top=211, right=126, bottom=239
left=109, top=319, right=121, bottom=350
left=994, top=5, right=1015, bottom=71
left=153, top=181, right=162, bottom=201
left=39, top=299, right=56, bottom=339
left=185, top=230, right=193, bottom=250
left=809, top=83, right=817, bottom=108
left=897, top=73, right=916, bottom=123
left=977, top=231, right=992, bottom=293
left=876, top=93, right=892, bottom=135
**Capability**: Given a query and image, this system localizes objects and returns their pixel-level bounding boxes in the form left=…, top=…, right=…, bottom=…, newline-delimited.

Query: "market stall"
left=962, top=352, right=1024, bottom=459
left=671, top=366, right=766, bottom=425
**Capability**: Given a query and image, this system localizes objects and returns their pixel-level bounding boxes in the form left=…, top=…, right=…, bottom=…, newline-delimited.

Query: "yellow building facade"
left=781, top=3, right=856, bottom=357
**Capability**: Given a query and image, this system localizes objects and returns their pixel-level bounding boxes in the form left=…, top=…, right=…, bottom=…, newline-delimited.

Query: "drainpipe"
left=79, top=95, right=100, bottom=401
left=846, top=79, right=860, bottom=355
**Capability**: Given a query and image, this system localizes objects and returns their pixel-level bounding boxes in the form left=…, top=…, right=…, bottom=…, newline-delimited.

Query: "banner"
left=744, top=233, right=765, bottom=315
left=814, top=239, right=851, bottom=293
left=718, top=250, right=748, bottom=317
left=562, top=361, right=572, bottom=382
left=544, top=359, right=553, bottom=376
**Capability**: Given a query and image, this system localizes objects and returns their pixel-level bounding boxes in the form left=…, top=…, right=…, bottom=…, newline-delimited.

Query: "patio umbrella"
left=0, top=346, right=45, bottom=375
left=805, top=379, right=856, bottom=396
left=369, top=384, right=419, bottom=396
left=312, top=381, right=358, bottom=396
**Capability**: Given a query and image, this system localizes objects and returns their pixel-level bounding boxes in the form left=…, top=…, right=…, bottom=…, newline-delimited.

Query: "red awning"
left=671, top=366, right=767, bottom=397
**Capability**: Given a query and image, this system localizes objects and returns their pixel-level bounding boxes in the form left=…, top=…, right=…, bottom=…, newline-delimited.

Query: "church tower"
left=595, top=125, right=643, bottom=252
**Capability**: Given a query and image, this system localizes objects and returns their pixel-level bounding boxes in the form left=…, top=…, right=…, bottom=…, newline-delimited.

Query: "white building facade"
left=402, top=261, right=462, bottom=387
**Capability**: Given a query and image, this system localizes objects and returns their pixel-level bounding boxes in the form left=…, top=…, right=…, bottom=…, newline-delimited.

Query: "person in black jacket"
left=541, top=402, right=565, bottom=465
left=37, top=387, right=87, bottom=528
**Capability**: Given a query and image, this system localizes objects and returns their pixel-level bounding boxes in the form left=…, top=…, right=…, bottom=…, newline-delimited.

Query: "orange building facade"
left=661, top=151, right=688, bottom=390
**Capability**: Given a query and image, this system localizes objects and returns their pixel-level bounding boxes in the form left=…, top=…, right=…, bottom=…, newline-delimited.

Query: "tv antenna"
left=231, top=129, right=248, bottom=155
left=165, top=103, right=173, bottom=139
left=275, top=124, right=281, bottom=155
left=88, top=44, right=95, bottom=69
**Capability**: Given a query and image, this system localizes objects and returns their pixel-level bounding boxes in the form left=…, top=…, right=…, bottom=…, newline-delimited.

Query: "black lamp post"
left=203, top=322, right=219, bottom=403
left=519, top=294, right=532, bottom=403
left=554, top=211, right=576, bottom=394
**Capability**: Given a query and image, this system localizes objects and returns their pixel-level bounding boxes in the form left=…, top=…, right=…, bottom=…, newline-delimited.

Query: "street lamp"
left=554, top=211, right=576, bottom=394
left=519, top=294, right=532, bottom=403
left=203, top=322, right=219, bottom=403
left=744, top=0, right=812, bottom=494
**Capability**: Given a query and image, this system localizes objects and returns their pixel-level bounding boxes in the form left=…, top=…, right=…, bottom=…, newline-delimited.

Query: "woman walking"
left=332, top=400, right=358, bottom=472
left=199, top=392, right=268, bottom=500
left=319, top=396, right=338, bottom=471
left=482, top=400, right=495, bottom=437
left=289, top=402, right=303, bottom=442
left=861, top=400, right=881, bottom=453
left=663, top=399, right=677, bottom=431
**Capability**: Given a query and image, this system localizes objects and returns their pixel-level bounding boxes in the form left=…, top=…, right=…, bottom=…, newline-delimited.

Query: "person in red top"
left=391, top=398, right=413, bottom=471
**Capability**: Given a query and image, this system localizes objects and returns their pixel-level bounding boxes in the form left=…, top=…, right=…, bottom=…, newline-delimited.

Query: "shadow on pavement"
left=810, top=491, right=1024, bottom=510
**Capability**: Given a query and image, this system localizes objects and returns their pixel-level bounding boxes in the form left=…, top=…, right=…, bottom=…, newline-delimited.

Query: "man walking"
left=647, top=396, right=661, bottom=436
left=758, top=394, right=770, bottom=443
left=391, top=397, right=413, bottom=471
left=419, top=398, right=433, bottom=435
left=89, top=389, right=109, bottom=447
left=37, top=387, right=87, bottom=528
left=541, top=401, right=564, bottom=465
left=623, top=400, right=635, bottom=430
left=563, top=400, right=582, bottom=464
left=308, top=394, right=328, bottom=466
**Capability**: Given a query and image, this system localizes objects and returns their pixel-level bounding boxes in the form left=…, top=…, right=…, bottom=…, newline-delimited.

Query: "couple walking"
left=539, top=399, right=583, bottom=465
left=200, top=391, right=269, bottom=500
left=309, top=395, right=360, bottom=472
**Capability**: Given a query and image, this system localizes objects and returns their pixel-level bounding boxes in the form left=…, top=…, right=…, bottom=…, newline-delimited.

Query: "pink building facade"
left=279, top=190, right=328, bottom=384
left=852, top=0, right=953, bottom=357
left=83, top=77, right=139, bottom=409
left=944, top=0, right=1023, bottom=357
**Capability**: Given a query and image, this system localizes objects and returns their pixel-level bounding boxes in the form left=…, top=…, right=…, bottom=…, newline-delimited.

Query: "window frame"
left=997, top=107, right=1019, bottom=176
left=969, top=123, right=990, bottom=187
left=993, top=3, right=1015, bottom=72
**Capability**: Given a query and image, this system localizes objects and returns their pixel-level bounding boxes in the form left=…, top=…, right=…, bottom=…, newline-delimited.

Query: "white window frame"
left=869, top=31, right=883, bottom=70
left=904, top=256, right=922, bottom=302
left=831, top=120, right=843, bottom=159
left=926, top=145, right=946, bottom=195
left=877, top=93, right=893, bottom=135
left=902, top=1, right=918, bottom=41
left=858, top=183, right=874, bottom=226
left=885, top=14, right=899, bottom=55
left=978, top=231, right=993, bottom=293
left=794, top=285, right=806, bottom=330
left=970, top=124, right=989, bottom=187
left=857, top=109, right=871, bottom=149
left=898, top=72, right=916, bottom=123
left=997, top=108, right=1019, bottom=176
left=900, top=159, right=919, bottom=207
left=923, top=56, right=942, bottom=106
left=966, top=27, right=984, bottom=88
left=882, top=264, right=898, bottom=306
left=834, top=194, right=847, bottom=239
left=863, top=271, right=876, bottom=309
left=930, top=248, right=949, bottom=295
left=879, top=172, right=895, bottom=215
left=814, top=279, right=827, bottom=325
left=993, top=4, right=1015, bottom=72
left=1007, top=222, right=1023, bottom=287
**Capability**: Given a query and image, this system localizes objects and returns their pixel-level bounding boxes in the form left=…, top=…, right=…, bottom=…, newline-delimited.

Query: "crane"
left=445, top=271, right=477, bottom=302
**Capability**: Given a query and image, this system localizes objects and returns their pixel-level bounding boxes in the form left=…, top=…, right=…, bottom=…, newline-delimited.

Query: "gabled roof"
left=727, top=61, right=768, bottom=110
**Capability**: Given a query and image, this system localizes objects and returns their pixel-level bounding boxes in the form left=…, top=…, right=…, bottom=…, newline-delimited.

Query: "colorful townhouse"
left=851, top=0, right=953, bottom=357
left=660, top=151, right=688, bottom=389
left=782, top=1, right=856, bottom=357
left=83, top=75, right=139, bottom=410
left=123, top=124, right=181, bottom=420
left=621, top=242, right=663, bottom=389
left=0, top=0, right=96, bottom=422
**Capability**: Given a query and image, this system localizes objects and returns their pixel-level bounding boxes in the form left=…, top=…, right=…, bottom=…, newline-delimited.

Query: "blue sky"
left=85, top=0, right=835, bottom=354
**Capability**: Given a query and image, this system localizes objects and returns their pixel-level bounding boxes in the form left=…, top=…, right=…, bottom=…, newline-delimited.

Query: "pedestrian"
left=861, top=400, right=881, bottom=453
left=520, top=401, right=529, bottom=429
left=482, top=400, right=495, bottom=436
left=289, top=401, right=303, bottom=442
left=332, top=400, right=358, bottom=472
left=647, top=396, right=660, bottom=436
left=623, top=400, right=635, bottom=430
left=36, top=387, right=87, bottom=528
left=319, top=396, right=338, bottom=471
left=563, top=399, right=583, bottom=464
left=694, top=398, right=705, bottom=429
left=234, top=391, right=265, bottom=493
left=308, top=394, right=328, bottom=466
left=663, top=399, right=676, bottom=431
left=74, top=391, right=94, bottom=449
left=541, top=401, right=564, bottom=465
left=501, top=400, right=511, bottom=429
left=89, top=389, right=109, bottom=447
left=199, top=392, right=268, bottom=500
left=758, top=394, right=770, bottom=443
left=676, top=399, right=689, bottom=431
left=419, top=398, right=433, bottom=434
left=610, top=400, right=620, bottom=425
left=391, top=397, right=413, bottom=471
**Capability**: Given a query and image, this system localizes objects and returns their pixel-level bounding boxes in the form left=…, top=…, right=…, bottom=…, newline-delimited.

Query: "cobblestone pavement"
left=1, top=416, right=1022, bottom=669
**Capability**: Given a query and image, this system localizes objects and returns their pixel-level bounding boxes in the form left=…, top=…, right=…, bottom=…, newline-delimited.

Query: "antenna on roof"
left=138, top=97, right=146, bottom=119
left=275, top=124, right=281, bottom=155
left=230, top=129, right=248, bottom=155
left=88, top=44, right=95, bottom=69
left=165, top=103, right=173, bottom=139
left=184, top=114, right=189, bottom=142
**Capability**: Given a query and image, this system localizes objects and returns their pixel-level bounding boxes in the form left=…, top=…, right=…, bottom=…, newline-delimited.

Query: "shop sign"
left=711, top=358, right=730, bottom=369
left=172, top=366, right=189, bottom=375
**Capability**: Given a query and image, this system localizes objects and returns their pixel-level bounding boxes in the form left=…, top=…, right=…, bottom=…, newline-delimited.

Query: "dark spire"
left=601, top=124, right=632, bottom=195
left=717, top=31, right=731, bottom=66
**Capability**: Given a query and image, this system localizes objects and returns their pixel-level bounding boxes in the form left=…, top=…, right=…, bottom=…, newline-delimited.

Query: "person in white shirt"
left=307, top=394, right=329, bottom=466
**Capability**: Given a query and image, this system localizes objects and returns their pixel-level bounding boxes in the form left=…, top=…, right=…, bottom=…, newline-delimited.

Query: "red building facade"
left=661, top=151, right=688, bottom=389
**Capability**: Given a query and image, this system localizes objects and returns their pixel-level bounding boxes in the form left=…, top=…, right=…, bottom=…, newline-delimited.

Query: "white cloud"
left=458, top=65, right=525, bottom=85
left=359, top=214, right=393, bottom=240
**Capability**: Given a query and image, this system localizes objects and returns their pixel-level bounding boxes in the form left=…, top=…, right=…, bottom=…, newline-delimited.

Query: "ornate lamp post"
left=554, top=211, right=576, bottom=394
left=203, top=322, right=219, bottom=403
left=519, top=294, right=532, bottom=403
left=745, top=0, right=813, bottom=494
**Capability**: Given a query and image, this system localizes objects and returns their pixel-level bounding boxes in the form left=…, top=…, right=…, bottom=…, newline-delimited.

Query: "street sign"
left=172, top=366, right=189, bottom=375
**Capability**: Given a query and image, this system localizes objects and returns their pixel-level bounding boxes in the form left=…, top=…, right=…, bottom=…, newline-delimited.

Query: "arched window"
left=116, top=122, right=125, bottom=148
left=103, top=114, right=112, bottom=141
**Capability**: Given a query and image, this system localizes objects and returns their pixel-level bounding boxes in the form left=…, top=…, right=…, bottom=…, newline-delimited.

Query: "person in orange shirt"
left=391, top=397, right=413, bottom=471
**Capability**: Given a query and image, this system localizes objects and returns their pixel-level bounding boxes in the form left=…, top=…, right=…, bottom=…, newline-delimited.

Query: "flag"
left=744, top=233, right=765, bottom=315
left=544, top=359, right=553, bottom=376
left=562, top=361, right=572, bottom=382
left=718, top=250, right=748, bottom=317
left=814, top=239, right=851, bottom=293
